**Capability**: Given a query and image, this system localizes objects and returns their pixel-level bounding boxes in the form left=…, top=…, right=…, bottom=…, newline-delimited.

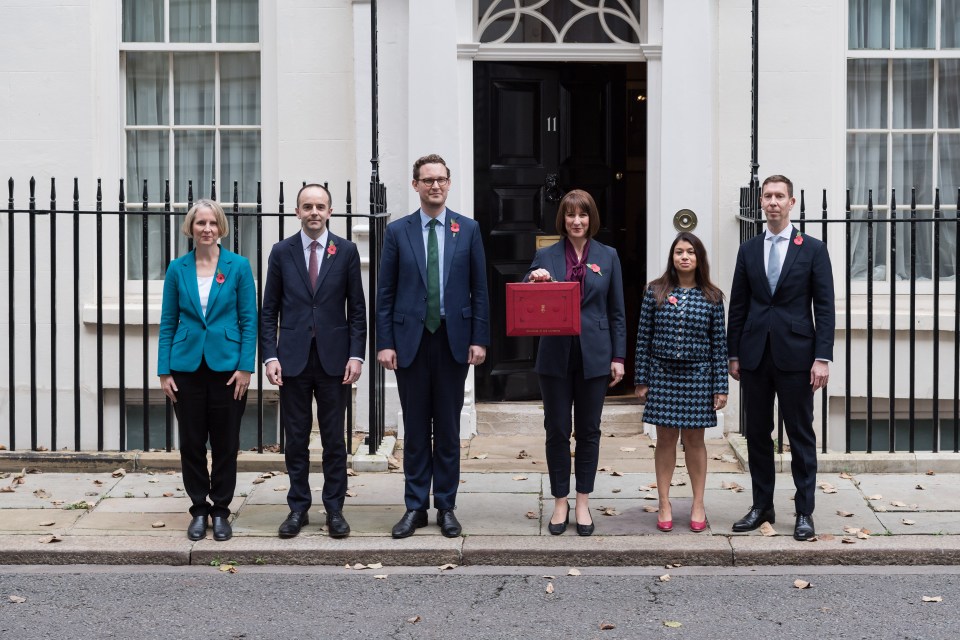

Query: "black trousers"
left=281, top=342, right=349, bottom=513
left=740, top=338, right=818, bottom=516
left=538, top=337, right=609, bottom=498
left=395, top=322, right=469, bottom=511
left=172, top=359, right=246, bottom=517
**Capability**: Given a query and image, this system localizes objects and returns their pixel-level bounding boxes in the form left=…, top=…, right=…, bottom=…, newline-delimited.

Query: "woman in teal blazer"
left=157, top=199, right=257, bottom=542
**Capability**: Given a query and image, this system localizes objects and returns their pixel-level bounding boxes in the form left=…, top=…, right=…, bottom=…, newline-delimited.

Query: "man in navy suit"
left=376, top=154, right=490, bottom=538
left=727, top=174, right=835, bottom=541
left=261, top=184, right=366, bottom=539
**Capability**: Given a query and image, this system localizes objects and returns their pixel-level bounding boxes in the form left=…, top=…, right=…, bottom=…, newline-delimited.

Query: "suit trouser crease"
left=281, top=345, right=349, bottom=513
left=172, top=360, right=245, bottom=518
left=741, top=340, right=818, bottom=516
left=539, top=337, right=608, bottom=498
left=395, top=323, right=468, bottom=511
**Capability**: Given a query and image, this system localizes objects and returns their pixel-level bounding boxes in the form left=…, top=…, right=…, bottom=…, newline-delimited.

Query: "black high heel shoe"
left=548, top=501, right=570, bottom=535
left=576, top=506, right=595, bottom=536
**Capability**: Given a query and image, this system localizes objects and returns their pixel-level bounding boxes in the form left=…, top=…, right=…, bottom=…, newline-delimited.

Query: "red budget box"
left=505, top=281, right=581, bottom=336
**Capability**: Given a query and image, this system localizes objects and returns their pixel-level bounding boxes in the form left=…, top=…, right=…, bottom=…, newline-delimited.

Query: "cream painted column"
left=397, top=0, right=478, bottom=440
left=650, top=0, right=720, bottom=278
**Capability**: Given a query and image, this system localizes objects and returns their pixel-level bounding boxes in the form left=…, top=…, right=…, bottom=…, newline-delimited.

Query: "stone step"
left=476, top=400, right=645, bottom=436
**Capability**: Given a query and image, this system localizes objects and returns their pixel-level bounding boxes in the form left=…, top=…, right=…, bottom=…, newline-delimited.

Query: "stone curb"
left=0, top=534, right=190, bottom=565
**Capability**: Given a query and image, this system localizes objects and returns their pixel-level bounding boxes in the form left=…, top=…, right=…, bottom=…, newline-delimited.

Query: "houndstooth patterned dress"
left=634, top=287, right=728, bottom=429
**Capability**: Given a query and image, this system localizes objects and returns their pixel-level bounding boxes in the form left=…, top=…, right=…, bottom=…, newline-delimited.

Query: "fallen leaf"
left=836, top=510, right=854, bottom=517
left=598, top=466, right=613, bottom=472
left=567, top=568, right=581, bottom=576
left=406, top=616, right=421, bottom=624
left=642, top=493, right=657, bottom=500
left=839, top=472, right=854, bottom=480
left=600, top=507, right=619, bottom=516
left=925, top=470, right=936, bottom=476
left=251, top=478, right=265, bottom=484
left=525, top=511, right=538, bottom=519
left=915, top=484, right=925, bottom=490
left=387, top=457, right=401, bottom=470
left=33, top=489, right=50, bottom=499
left=643, top=505, right=657, bottom=513
left=721, top=480, right=744, bottom=492
left=901, top=518, right=916, bottom=525
left=857, top=530, right=871, bottom=540
left=151, top=521, right=166, bottom=528
left=111, top=468, right=126, bottom=478
left=545, top=582, right=555, bottom=594
left=610, top=470, right=623, bottom=477
left=818, top=482, right=835, bottom=490
left=659, top=574, right=671, bottom=582
left=890, top=500, right=908, bottom=507
left=345, top=490, right=357, bottom=497
left=619, top=446, right=637, bottom=453
left=719, top=454, right=737, bottom=464
left=148, top=478, right=159, bottom=484
left=874, top=505, right=888, bottom=512
left=219, top=565, right=238, bottom=573
left=162, top=492, right=174, bottom=498
left=868, top=494, right=883, bottom=500
left=516, top=450, right=531, bottom=459
left=0, top=486, right=15, bottom=493
left=471, top=454, right=488, bottom=460
left=93, top=479, right=104, bottom=486
left=842, top=525, right=861, bottom=535
left=922, top=595, right=943, bottom=603
left=841, top=537, right=856, bottom=544
left=438, top=563, right=457, bottom=571
left=759, top=522, right=777, bottom=537
left=8, top=595, right=26, bottom=604
left=347, top=468, right=359, bottom=476
left=37, top=521, right=55, bottom=527
left=670, top=479, right=687, bottom=487
left=822, top=487, right=838, bottom=494
left=373, top=574, right=387, bottom=579
left=512, top=475, right=528, bottom=481
left=273, top=486, right=288, bottom=492
left=366, top=562, right=383, bottom=570
left=664, top=621, right=683, bottom=628
left=794, top=579, right=812, bottom=589
left=819, top=533, right=836, bottom=541
left=542, top=575, right=556, bottom=579
left=612, top=488, right=621, bottom=493
left=37, top=534, right=61, bottom=544
left=599, top=622, right=616, bottom=630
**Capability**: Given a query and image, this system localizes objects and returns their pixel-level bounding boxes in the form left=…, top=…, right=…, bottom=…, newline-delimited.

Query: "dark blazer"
left=158, top=248, right=257, bottom=375
left=375, top=210, right=490, bottom=367
left=525, top=239, right=626, bottom=379
left=261, top=231, right=366, bottom=377
left=727, top=227, right=835, bottom=372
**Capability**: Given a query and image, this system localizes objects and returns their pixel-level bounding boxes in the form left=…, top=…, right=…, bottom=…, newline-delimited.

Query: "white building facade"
left=1, top=0, right=957, bottom=454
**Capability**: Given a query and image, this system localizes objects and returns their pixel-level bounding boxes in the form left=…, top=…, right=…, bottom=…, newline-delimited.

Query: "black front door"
left=474, top=62, right=643, bottom=402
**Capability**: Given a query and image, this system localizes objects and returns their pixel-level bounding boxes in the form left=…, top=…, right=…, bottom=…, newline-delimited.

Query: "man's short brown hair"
left=761, top=174, right=794, bottom=197
left=412, top=154, right=451, bottom=180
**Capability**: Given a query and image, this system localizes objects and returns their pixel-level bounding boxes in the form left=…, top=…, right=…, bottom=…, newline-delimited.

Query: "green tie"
left=425, top=219, right=441, bottom=333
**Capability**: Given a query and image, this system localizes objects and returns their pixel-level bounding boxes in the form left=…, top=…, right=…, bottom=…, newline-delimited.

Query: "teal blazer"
left=157, top=248, right=257, bottom=375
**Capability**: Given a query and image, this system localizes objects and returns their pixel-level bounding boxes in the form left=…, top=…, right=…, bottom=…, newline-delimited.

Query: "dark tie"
left=767, top=236, right=783, bottom=294
left=309, top=240, right=319, bottom=291
left=425, top=219, right=441, bottom=333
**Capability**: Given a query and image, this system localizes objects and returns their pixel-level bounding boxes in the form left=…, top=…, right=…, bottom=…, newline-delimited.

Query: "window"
left=477, top=0, right=643, bottom=44
left=121, top=0, right=261, bottom=280
left=847, top=0, right=959, bottom=281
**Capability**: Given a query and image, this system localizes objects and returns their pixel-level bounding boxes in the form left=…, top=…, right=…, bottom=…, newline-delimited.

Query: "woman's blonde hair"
left=181, top=199, right=229, bottom=239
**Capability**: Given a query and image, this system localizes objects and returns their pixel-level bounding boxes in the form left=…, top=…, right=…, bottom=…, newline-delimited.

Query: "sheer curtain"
left=217, top=0, right=259, bottom=42
left=171, top=0, right=211, bottom=43
left=849, top=0, right=890, bottom=49
left=945, top=0, right=960, bottom=48
left=122, top=0, right=163, bottom=42
left=895, top=0, right=935, bottom=49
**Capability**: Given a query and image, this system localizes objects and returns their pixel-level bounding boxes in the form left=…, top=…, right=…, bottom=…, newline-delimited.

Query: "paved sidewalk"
left=1, top=434, right=959, bottom=567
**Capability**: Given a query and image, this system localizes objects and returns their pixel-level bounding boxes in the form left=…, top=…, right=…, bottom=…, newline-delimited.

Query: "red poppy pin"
left=326, top=240, right=337, bottom=258
left=450, top=220, right=460, bottom=237
left=668, top=295, right=678, bottom=305
left=215, top=269, right=225, bottom=285
left=794, top=233, right=803, bottom=246
left=587, top=263, right=602, bottom=276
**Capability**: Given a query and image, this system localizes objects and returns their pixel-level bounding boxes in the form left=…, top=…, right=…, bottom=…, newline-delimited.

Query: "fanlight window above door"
left=478, top=0, right=644, bottom=44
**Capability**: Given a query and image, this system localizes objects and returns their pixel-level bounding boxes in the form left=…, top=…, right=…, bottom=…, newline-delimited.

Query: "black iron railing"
left=737, top=185, right=960, bottom=454
left=3, top=177, right=389, bottom=455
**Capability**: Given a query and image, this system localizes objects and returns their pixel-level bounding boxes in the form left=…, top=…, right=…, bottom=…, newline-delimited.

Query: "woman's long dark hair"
left=646, top=232, right=724, bottom=306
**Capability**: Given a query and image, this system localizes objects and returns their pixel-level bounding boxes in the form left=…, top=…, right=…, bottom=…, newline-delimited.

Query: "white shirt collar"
left=301, top=229, right=329, bottom=251
left=419, top=208, right=447, bottom=228
left=765, top=224, right=794, bottom=242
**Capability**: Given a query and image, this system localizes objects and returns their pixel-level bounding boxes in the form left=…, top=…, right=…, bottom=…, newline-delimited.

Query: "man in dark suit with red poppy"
left=261, top=183, right=366, bottom=539
left=727, top=174, right=835, bottom=541
left=376, top=154, right=490, bottom=539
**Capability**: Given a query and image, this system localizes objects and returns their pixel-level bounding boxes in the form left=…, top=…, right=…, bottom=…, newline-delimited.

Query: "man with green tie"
left=375, top=154, right=490, bottom=539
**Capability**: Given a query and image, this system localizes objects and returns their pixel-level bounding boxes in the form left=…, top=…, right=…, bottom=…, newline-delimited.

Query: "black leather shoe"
left=548, top=501, right=569, bottom=536
left=392, top=509, right=428, bottom=539
left=794, top=513, right=816, bottom=541
left=325, top=510, right=351, bottom=539
left=437, top=509, right=462, bottom=538
left=187, top=515, right=208, bottom=541
left=211, top=516, right=232, bottom=542
left=732, top=506, right=776, bottom=532
left=576, top=514, right=595, bottom=537
left=278, top=511, right=309, bottom=538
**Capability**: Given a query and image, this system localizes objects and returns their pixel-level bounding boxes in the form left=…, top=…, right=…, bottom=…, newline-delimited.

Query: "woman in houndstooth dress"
left=634, top=232, right=728, bottom=533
